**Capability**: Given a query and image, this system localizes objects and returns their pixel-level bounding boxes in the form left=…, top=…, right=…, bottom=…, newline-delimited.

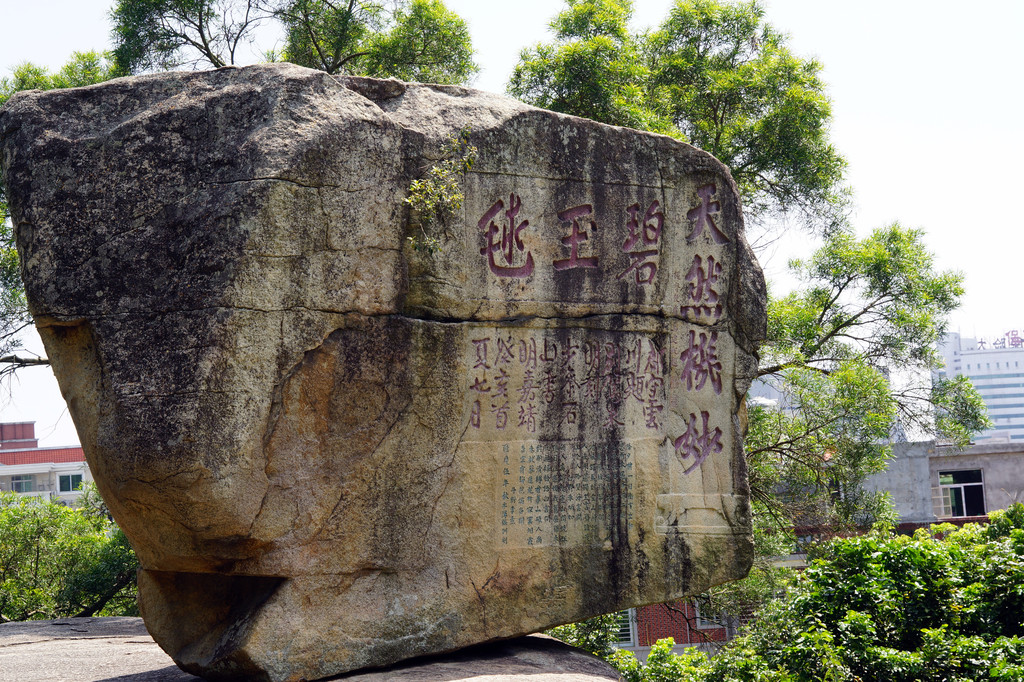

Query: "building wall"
left=863, top=441, right=936, bottom=524
left=930, top=442, right=1024, bottom=514
left=0, top=422, right=90, bottom=504
left=864, top=439, right=1024, bottom=524
left=617, top=601, right=732, bottom=658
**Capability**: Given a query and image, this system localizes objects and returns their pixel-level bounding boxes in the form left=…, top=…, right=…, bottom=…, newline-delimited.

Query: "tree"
left=110, top=0, right=275, bottom=74
left=276, top=0, right=477, bottom=82
left=508, top=0, right=677, bottom=135
left=269, top=0, right=378, bottom=74
left=0, top=52, right=118, bottom=379
left=358, top=0, right=477, bottom=84
left=700, top=224, right=990, bottom=621
left=751, top=224, right=989, bottom=527
left=0, top=490, right=139, bottom=622
left=646, top=0, right=846, bottom=231
left=109, top=0, right=479, bottom=83
left=509, top=0, right=847, bottom=232
left=546, top=611, right=624, bottom=659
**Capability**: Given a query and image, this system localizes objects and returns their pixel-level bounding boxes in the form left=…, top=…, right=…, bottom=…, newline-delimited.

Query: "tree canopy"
left=509, top=0, right=847, bottom=232
left=109, top=0, right=479, bottom=83
left=508, top=0, right=676, bottom=135
left=110, top=0, right=275, bottom=73
left=279, top=0, right=477, bottom=83
left=646, top=0, right=846, bottom=230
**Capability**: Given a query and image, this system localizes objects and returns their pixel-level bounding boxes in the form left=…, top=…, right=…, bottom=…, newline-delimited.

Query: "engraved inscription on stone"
left=495, top=441, right=636, bottom=548
left=465, top=328, right=671, bottom=436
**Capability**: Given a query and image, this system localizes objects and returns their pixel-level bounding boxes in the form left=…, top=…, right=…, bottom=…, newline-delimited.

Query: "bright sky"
left=1, top=0, right=1022, bottom=445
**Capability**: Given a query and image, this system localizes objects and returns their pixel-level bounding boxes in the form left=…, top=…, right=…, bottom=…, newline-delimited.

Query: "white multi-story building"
left=0, top=422, right=91, bottom=503
left=937, top=331, right=1024, bottom=443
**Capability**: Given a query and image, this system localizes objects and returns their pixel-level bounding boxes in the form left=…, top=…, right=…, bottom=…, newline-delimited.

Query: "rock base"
left=0, top=617, right=621, bottom=682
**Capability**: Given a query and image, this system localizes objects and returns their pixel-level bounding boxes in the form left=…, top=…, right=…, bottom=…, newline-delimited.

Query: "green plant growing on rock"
left=405, top=126, right=476, bottom=253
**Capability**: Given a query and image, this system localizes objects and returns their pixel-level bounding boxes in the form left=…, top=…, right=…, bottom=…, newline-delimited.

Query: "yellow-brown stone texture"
left=0, top=64, right=767, bottom=681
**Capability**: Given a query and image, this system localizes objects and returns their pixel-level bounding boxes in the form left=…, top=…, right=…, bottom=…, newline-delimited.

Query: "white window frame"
left=11, top=475, right=33, bottom=493
left=59, top=473, right=84, bottom=493
left=613, top=609, right=637, bottom=647
left=938, top=469, right=985, bottom=517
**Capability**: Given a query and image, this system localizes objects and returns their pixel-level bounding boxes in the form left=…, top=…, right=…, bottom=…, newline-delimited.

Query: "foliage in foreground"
left=0, top=489, right=138, bottom=622
left=555, top=506, right=1024, bottom=681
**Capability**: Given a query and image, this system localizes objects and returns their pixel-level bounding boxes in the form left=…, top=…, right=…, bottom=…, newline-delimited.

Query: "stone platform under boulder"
left=0, top=618, right=620, bottom=682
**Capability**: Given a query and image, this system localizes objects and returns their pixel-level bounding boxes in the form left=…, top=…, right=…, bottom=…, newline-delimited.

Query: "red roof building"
left=0, top=422, right=90, bottom=502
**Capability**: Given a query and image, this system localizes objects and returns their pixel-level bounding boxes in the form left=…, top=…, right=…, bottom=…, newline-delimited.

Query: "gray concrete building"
left=864, top=440, right=1024, bottom=525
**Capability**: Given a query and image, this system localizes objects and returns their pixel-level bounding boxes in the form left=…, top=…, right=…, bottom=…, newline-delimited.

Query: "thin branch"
left=0, top=355, right=49, bottom=367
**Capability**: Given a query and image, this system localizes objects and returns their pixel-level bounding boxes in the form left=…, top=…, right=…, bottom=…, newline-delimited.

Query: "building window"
left=938, top=469, right=985, bottom=517
left=11, top=475, right=33, bottom=493
left=694, top=599, right=726, bottom=629
left=59, top=474, right=83, bottom=492
left=613, top=609, right=637, bottom=647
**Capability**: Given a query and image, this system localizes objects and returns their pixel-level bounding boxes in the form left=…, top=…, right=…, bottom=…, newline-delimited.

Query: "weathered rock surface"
left=1, top=63, right=766, bottom=681
left=0, top=618, right=619, bottom=682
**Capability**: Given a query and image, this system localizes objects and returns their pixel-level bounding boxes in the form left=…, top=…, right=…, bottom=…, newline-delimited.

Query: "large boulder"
left=0, top=64, right=766, bottom=681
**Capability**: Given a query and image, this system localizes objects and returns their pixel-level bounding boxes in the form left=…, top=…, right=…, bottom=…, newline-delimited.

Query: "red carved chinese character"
left=645, top=376, right=664, bottom=400
left=622, top=337, right=643, bottom=375
left=618, top=200, right=664, bottom=284
left=472, top=337, right=491, bottom=369
left=496, top=336, right=515, bottom=365
left=479, top=194, right=535, bottom=278
left=685, top=183, right=729, bottom=244
left=604, top=404, right=625, bottom=429
left=541, top=368, right=559, bottom=404
left=470, top=400, right=482, bottom=428
left=624, top=374, right=645, bottom=402
left=603, top=342, right=621, bottom=375
left=519, top=338, right=538, bottom=369
left=494, top=367, right=510, bottom=400
left=672, top=411, right=723, bottom=474
left=679, top=330, right=723, bottom=394
left=541, top=338, right=558, bottom=363
left=644, top=339, right=666, bottom=376
left=518, top=404, right=538, bottom=433
left=553, top=204, right=599, bottom=271
left=518, top=370, right=538, bottom=403
left=562, top=338, right=579, bottom=366
left=681, top=255, right=723, bottom=320
left=643, top=399, right=664, bottom=429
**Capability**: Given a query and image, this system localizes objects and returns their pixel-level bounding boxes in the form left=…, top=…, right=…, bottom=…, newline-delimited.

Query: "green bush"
left=0, top=490, right=138, bottom=621
left=551, top=505, right=1024, bottom=681
left=704, top=506, right=1024, bottom=681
